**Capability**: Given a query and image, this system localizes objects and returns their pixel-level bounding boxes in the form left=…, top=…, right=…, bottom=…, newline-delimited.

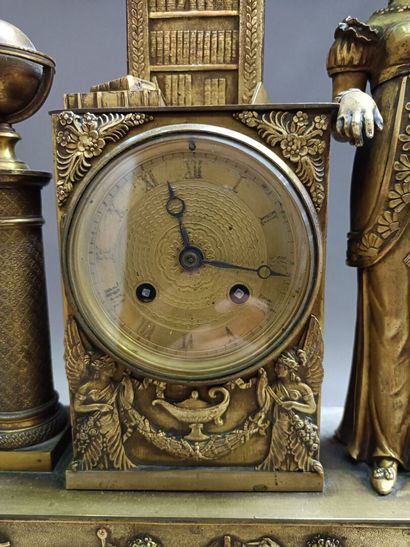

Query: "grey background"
left=2, top=0, right=383, bottom=406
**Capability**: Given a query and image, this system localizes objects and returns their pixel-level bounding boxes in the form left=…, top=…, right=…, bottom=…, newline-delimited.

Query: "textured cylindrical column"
left=0, top=171, right=66, bottom=450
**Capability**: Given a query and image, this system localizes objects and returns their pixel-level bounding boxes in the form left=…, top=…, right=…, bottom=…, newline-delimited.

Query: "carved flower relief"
left=234, top=110, right=328, bottom=210
left=56, top=179, right=73, bottom=206
left=56, top=130, right=72, bottom=148
left=76, top=415, right=99, bottom=453
left=353, top=151, right=410, bottom=259
left=78, top=132, right=105, bottom=159
left=399, top=124, right=410, bottom=151
left=236, top=110, right=259, bottom=127
left=280, top=134, right=308, bottom=163
left=293, top=111, right=309, bottom=126
left=376, top=211, right=400, bottom=238
left=358, top=232, right=383, bottom=257
left=314, top=114, right=328, bottom=131
left=59, top=110, right=75, bottom=126
left=394, top=153, right=410, bottom=181
left=389, top=181, right=410, bottom=213
left=55, top=111, right=153, bottom=207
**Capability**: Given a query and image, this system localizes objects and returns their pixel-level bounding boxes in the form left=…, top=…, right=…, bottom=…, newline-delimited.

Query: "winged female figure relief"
left=65, top=317, right=137, bottom=471
left=257, top=316, right=324, bottom=474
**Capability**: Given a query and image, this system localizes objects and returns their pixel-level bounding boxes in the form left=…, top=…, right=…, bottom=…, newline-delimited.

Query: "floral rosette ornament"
left=55, top=111, right=154, bottom=207
left=234, top=110, right=328, bottom=210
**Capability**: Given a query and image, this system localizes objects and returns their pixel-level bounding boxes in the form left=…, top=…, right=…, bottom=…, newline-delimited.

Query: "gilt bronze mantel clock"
left=53, top=0, right=334, bottom=491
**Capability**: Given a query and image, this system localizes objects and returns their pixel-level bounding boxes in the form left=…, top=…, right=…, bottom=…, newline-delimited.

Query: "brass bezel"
left=61, top=122, right=323, bottom=384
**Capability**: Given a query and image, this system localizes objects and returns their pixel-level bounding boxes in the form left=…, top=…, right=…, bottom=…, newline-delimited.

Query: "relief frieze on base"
left=95, top=530, right=344, bottom=547
left=66, top=314, right=323, bottom=474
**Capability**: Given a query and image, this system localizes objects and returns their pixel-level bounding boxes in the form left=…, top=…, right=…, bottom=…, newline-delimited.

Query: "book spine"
left=211, top=30, right=218, bottom=64
left=217, top=31, right=225, bottom=64
left=170, top=31, right=177, bottom=64
left=197, top=31, right=204, bottom=64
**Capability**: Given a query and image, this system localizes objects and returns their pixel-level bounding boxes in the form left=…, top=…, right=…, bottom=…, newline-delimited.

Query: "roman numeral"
left=232, top=176, right=246, bottom=193
left=140, top=170, right=158, bottom=191
left=184, top=159, right=202, bottom=180
left=260, top=210, right=278, bottom=225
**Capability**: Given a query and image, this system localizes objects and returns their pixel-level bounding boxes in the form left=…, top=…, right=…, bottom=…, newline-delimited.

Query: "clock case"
left=52, top=104, right=333, bottom=491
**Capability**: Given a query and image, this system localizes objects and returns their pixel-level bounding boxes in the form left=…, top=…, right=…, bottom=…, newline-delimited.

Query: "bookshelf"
left=127, top=0, right=264, bottom=105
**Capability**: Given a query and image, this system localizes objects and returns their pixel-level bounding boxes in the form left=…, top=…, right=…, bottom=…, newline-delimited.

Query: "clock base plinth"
left=0, top=426, right=70, bottom=472
left=0, top=410, right=408, bottom=546
left=65, top=467, right=323, bottom=492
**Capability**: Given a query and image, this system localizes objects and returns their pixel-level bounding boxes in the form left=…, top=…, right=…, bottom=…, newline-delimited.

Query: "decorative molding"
left=242, top=0, right=260, bottom=103
left=127, top=0, right=148, bottom=78
left=234, top=110, right=327, bottom=210
left=55, top=111, right=153, bottom=207
left=0, top=405, right=66, bottom=450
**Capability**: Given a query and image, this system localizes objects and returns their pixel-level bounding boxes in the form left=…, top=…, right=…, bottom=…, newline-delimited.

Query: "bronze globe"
left=0, top=19, right=55, bottom=124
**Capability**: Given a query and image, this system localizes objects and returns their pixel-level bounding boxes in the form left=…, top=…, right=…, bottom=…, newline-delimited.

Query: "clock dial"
left=65, top=128, right=320, bottom=381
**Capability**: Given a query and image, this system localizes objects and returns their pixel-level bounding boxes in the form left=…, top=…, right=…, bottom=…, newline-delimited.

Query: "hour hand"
left=202, top=259, right=287, bottom=279
left=166, top=182, right=190, bottom=249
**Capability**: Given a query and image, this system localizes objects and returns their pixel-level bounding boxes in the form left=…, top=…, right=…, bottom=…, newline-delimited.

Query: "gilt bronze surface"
left=0, top=410, right=408, bottom=546
left=51, top=105, right=333, bottom=491
left=0, top=20, right=67, bottom=467
left=126, top=0, right=265, bottom=106
left=327, top=0, right=410, bottom=496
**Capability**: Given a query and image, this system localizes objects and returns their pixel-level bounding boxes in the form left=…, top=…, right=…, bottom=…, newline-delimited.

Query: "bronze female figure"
left=327, top=0, right=410, bottom=495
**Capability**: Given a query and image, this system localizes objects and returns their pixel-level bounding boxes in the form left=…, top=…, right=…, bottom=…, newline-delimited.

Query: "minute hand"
left=202, top=259, right=287, bottom=279
left=166, top=182, right=190, bottom=249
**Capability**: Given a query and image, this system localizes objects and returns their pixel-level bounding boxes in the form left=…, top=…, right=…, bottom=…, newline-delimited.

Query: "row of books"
left=162, top=74, right=193, bottom=105
left=149, top=0, right=238, bottom=11
left=204, top=77, right=227, bottom=105
left=161, top=75, right=227, bottom=105
left=150, top=30, right=239, bottom=66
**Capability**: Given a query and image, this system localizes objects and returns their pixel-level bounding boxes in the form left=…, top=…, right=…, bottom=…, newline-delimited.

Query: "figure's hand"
left=280, top=401, right=295, bottom=410
left=98, top=404, right=113, bottom=413
left=335, top=88, right=384, bottom=147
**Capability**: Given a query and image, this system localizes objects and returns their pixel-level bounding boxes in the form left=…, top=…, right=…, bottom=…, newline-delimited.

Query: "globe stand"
left=0, top=20, right=68, bottom=471
left=0, top=123, right=27, bottom=170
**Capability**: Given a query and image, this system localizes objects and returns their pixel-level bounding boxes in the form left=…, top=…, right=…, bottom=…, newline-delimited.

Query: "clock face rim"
left=62, top=123, right=323, bottom=384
